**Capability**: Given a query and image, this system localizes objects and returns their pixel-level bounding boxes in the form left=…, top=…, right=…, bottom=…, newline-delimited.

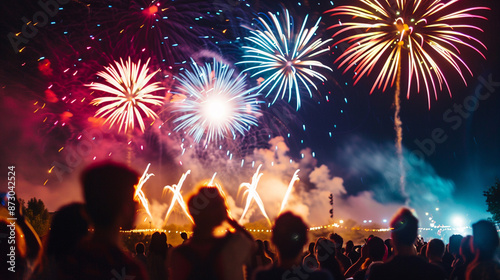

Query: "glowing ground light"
left=239, top=9, right=332, bottom=110
left=163, top=170, right=194, bottom=224
left=173, top=59, right=261, bottom=143
left=327, top=0, right=489, bottom=108
left=238, top=164, right=272, bottom=226
left=88, top=57, right=165, bottom=134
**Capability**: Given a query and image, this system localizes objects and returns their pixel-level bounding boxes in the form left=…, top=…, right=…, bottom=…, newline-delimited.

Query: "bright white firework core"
left=203, top=95, right=231, bottom=123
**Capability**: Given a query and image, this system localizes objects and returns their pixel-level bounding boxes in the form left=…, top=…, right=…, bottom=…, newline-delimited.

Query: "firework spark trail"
left=327, top=0, right=488, bottom=108
left=163, top=170, right=194, bottom=224
left=173, top=58, right=261, bottom=143
left=135, top=163, right=154, bottom=220
left=394, top=62, right=408, bottom=205
left=208, top=172, right=217, bottom=186
left=279, top=169, right=300, bottom=215
left=238, top=164, right=271, bottom=226
left=88, top=57, right=165, bottom=134
left=239, top=9, right=332, bottom=110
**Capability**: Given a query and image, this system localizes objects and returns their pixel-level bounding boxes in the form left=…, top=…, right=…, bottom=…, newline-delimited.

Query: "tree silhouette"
left=484, top=179, right=500, bottom=225
left=22, top=197, right=50, bottom=237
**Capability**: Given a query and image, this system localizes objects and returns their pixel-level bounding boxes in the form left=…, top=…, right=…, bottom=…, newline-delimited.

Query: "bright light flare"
left=88, top=57, right=165, bottom=134
left=238, top=164, right=271, bottom=226
left=173, top=59, right=261, bottom=143
left=327, top=0, right=489, bottom=108
left=163, top=170, right=194, bottom=224
left=239, top=9, right=332, bottom=110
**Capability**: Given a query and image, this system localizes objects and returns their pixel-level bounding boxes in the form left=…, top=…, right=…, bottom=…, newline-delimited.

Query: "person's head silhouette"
left=81, top=161, right=139, bottom=232
left=187, top=185, right=228, bottom=233
left=390, top=208, right=418, bottom=248
left=272, top=212, right=308, bottom=261
left=471, top=220, right=499, bottom=260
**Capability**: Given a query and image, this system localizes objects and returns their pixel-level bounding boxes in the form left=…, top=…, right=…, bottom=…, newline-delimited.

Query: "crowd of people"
left=1, top=161, right=499, bottom=280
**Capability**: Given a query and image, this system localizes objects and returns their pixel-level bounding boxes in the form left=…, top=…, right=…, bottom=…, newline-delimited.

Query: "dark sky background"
left=0, top=0, right=499, bottom=230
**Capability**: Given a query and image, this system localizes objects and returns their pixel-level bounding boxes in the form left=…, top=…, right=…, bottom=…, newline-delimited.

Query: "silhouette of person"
left=65, top=161, right=147, bottom=280
left=427, top=238, right=449, bottom=277
left=368, top=208, right=445, bottom=280
left=303, top=242, right=319, bottom=270
left=445, top=234, right=463, bottom=269
left=170, top=185, right=254, bottom=280
left=346, top=236, right=386, bottom=280
left=134, top=242, right=147, bottom=267
left=466, top=220, right=500, bottom=280
left=254, top=212, right=332, bottom=280
left=316, top=237, right=345, bottom=280
left=329, top=233, right=352, bottom=272
left=180, top=232, right=188, bottom=244
left=148, top=231, right=168, bottom=280
left=345, top=240, right=360, bottom=264
left=32, top=202, right=89, bottom=280
left=449, top=235, right=473, bottom=280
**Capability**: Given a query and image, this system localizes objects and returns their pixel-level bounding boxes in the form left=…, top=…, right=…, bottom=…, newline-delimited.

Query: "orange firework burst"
left=327, top=0, right=488, bottom=108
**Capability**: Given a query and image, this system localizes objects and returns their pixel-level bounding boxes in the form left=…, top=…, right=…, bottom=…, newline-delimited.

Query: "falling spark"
left=238, top=164, right=271, bottom=226
left=88, top=57, right=165, bottom=134
left=135, top=163, right=154, bottom=220
left=163, top=170, right=194, bottom=224
left=239, top=9, right=333, bottom=110
left=279, top=169, right=300, bottom=215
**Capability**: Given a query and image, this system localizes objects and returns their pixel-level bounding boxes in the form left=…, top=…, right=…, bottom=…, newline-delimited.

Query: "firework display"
left=88, top=57, right=165, bottom=134
left=1, top=0, right=495, bottom=237
left=327, top=0, right=488, bottom=108
left=239, top=9, right=333, bottom=110
left=173, top=59, right=261, bottom=143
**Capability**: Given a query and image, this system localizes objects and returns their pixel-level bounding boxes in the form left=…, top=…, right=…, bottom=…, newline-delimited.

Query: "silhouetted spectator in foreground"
left=346, top=236, right=386, bottom=280
left=316, top=237, right=344, bottom=280
left=135, top=242, right=147, bottom=267
left=148, top=232, right=168, bottom=280
left=466, top=220, right=500, bottom=280
left=345, top=240, right=360, bottom=264
left=180, top=232, right=188, bottom=244
left=329, top=233, right=352, bottom=272
left=450, top=235, right=473, bottom=280
left=254, top=212, right=332, bottom=280
left=170, top=185, right=254, bottom=280
left=32, top=203, right=89, bottom=280
left=446, top=234, right=463, bottom=269
left=303, top=242, right=319, bottom=270
left=427, top=238, right=449, bottom=277
left=368, top=208, right=445, bottom=280
left=66, top=161, right=147, bottom=280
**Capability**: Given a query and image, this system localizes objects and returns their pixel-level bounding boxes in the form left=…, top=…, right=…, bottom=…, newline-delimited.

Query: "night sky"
left=1, top=0, right=499, bottom=232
